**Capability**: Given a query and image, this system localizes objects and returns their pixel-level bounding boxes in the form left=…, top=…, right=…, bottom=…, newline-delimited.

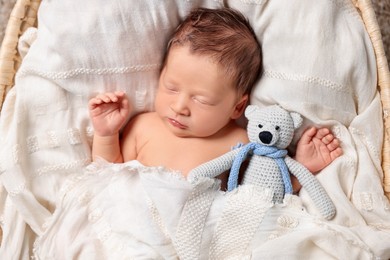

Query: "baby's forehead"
left=165, top=44, right=239, bottom=91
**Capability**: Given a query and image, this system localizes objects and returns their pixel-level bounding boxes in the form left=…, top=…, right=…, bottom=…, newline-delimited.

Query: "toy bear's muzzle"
left=259, top=131, right=273, bottom=144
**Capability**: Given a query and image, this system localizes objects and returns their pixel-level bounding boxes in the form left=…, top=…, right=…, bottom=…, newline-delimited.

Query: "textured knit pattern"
left=189, top=105, right=336, bottom=220
left=243, top=105, right=336, bottom=219
left=285, top=157, right=336, bottom=220
left=209, top=185, right=273, bottom=259
left=228, top=143, right=292, bottom=194
left=174, top=178, right=219, bottom=260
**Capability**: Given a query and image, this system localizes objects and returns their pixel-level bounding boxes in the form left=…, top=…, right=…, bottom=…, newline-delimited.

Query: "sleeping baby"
left=88, top=7, right=342, bottom=189
left=33, top=7, right=345, bottom=259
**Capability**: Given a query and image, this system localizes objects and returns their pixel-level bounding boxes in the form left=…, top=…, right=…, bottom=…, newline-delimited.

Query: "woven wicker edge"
left=0, top=0, right=389, bottom=199
left=0, top=0, right=41, bottom=111
left=355, top=0, right=390, bottom=200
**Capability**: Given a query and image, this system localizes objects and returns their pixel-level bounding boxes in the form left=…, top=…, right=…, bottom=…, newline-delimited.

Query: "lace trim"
left=17, top=64, right=160, bottom=80
left=349, top=127, right=381, bottom=160
left=354, top=191, right=390, bottom=215
left=67, top=128, right=82, bottom=145
left=13, top=144, right=21, bottom=164
left=314, top=219, right=376, bottom=258
left=47, top=131, right=60, bottom=148
left=263, top=70, right=349, bottom=93
left=8, top=182, right=26, bottom=197
left=146, top=196, right=171, bottom=240
left=237, top=0, right=265, bottom=4
left=268, top=215, right=300, bottom=240
left=27, top=136, right=39, bottom=154
left=35, top=157, right=91, bottom=177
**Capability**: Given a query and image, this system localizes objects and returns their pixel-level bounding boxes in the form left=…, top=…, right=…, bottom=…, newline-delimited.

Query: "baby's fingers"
left=96, top=92, right=119, bottom=103
left=327, top=138, right=341, bottom=152
left=299, top=127, right=317, bottom=145
left=320, top=133, right=336, bottom=145
left=315, top=128, right=331, bottom=140
left=330, top=147, right=343, bottom=160
left=88, top=97, right=103, bottom=110
left=89, top=92, right=121, bottom=108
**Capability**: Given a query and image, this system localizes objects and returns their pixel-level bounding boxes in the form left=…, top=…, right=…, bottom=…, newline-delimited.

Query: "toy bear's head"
left=245, top=105, right=303, bottom=149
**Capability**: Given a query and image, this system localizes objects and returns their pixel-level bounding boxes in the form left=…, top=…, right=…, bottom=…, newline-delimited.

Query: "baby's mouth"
left=168, top=118, right=187, bottom=129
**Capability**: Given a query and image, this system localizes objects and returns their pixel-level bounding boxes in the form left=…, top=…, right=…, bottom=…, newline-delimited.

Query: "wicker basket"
left=0, top=0, right=389, bottom=200
left=0, top=0, right=40, bottom=108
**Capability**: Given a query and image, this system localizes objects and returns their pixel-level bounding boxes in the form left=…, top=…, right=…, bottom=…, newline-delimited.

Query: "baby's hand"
left=295, top=127, right=342, bottom=173
left=88, top=91, right=131, bottom=136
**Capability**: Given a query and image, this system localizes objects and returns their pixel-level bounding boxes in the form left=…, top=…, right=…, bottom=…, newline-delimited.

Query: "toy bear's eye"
left=275, top=126, right=280, bottom=130
left=258, top=124, right=263, bottom=128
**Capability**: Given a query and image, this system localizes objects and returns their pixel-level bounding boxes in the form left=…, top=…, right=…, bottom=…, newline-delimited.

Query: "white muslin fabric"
left=33, top=160, right=375, bottom=259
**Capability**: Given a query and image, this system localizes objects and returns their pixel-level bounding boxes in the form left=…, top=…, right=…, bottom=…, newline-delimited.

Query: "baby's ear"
left=290, top=112, right=303, bottom=129
left=244, top=105, right=258, bottom=120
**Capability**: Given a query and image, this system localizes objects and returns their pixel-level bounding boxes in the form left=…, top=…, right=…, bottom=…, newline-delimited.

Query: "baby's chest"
left=137, top=138, right=227, bottom=174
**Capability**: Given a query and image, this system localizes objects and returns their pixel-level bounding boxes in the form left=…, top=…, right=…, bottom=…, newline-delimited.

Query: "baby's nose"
left=170, top=96, right=190, bottom=116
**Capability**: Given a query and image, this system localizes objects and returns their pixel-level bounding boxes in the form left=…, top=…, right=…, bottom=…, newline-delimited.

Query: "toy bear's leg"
left=285, top=157, right=336, bottom=220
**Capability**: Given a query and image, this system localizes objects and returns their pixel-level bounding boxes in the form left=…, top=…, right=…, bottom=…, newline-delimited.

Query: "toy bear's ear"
left=290, top=112, right=303, bottom=129
left=244, top=105, right=259, bottom=119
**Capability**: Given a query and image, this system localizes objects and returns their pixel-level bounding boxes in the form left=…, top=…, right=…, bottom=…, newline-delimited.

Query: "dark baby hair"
left=166, top=7, right=262, bottom=95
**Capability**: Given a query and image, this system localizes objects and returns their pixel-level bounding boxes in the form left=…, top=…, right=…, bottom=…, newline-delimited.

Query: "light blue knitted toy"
left=188, top=105, right=336, bottom=220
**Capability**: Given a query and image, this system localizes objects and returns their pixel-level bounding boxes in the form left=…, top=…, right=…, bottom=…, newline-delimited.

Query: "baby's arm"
left=291, top=127, right=342, bottom=193
left=295, top=127, right=342, bottom=173
left=88, top=91, right=131, bottom=163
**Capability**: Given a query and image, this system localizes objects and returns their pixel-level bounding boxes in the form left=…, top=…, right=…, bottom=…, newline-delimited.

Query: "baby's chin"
left=168, top=127, right=211, bottom=139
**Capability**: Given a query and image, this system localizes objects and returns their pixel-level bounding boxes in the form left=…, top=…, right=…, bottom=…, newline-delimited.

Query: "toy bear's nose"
left=259, top=131, right=273, bottom=144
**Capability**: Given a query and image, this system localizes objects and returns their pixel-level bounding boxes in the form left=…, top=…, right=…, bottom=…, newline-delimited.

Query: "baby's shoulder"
left=228, top=123, right=249, bottom=144
left=129, top=111, right=159, bottom=125
left=122, top=111, right=159, bottom=135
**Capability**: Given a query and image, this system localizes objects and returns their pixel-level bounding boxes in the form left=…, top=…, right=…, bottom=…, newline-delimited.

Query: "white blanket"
left=0, top=0, right=390, bottom=259
left=33, top=161, right=375, bottom=259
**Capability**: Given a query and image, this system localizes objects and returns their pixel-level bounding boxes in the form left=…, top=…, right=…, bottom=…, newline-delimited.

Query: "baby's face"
left=154, top=45, right=246, bottom=138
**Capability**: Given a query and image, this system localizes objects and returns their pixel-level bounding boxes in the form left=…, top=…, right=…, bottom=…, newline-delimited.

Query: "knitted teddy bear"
left=188, top=105, right=336, bottom=220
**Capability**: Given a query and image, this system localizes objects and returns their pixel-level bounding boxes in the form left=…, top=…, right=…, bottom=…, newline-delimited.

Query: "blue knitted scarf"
left=227, top=142, right=293, bottom=193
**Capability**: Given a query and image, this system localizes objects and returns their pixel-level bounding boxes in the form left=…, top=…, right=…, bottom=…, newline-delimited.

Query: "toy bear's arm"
left=285, top=156, right=336, bottom=220
left=187, top=148, right=241, bottom=183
